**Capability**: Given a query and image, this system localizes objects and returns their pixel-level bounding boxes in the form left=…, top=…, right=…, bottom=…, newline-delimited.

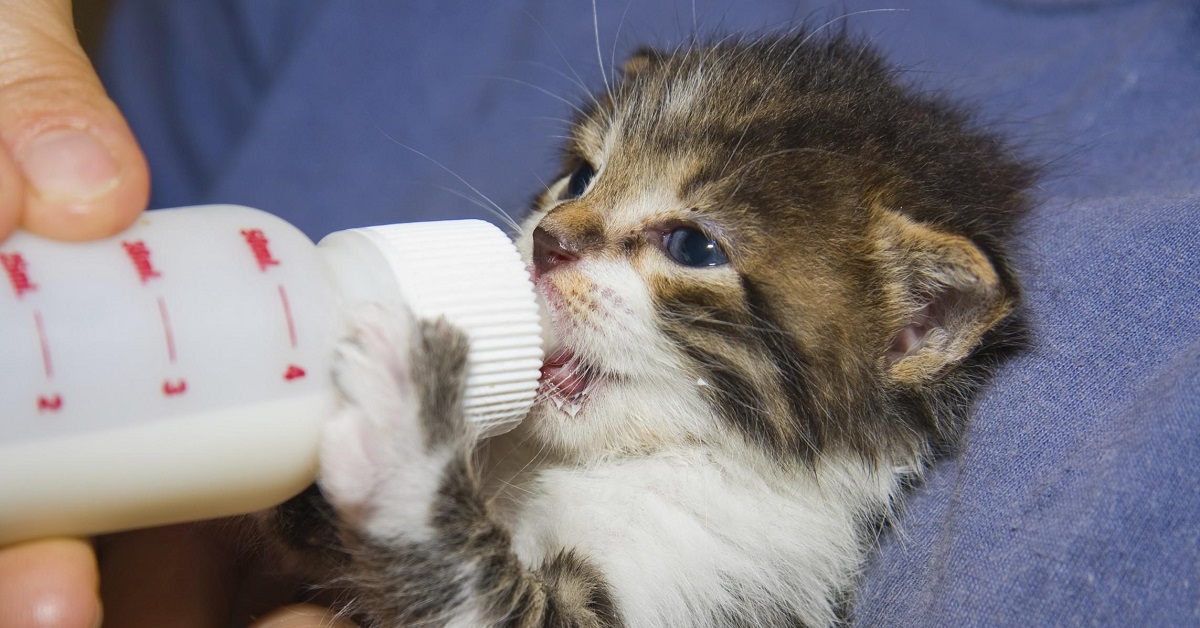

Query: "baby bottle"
left=0, top=205, right=546, bottom=545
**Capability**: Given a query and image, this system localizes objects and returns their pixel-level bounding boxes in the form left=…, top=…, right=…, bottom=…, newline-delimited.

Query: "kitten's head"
left=517, top=33, right=1032, bottom=468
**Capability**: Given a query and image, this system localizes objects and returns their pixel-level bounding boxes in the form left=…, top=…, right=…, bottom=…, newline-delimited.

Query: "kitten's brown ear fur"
left=871, top=205, right=1013, bottom=384
left=621, top=46, right=663, bottom=76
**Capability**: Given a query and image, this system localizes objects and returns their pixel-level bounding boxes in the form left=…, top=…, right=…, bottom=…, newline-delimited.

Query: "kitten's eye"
left=561, top=161, right=596, bottom=200
left=664, top=227, right=729, bottom=267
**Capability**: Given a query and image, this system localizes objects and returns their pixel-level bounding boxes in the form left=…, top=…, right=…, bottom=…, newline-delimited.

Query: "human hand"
left=0, top=539, right=99, bottom=628
left=0, top=3, right=351, bottom=626
left=1, top=524, right=360, bottom=628
left=0, top=0, right=149, bottom=243
left=0, top=1, right=141, bottom=625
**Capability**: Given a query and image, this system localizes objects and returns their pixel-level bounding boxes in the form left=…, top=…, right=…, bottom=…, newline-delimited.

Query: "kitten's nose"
left=532, top=225, right=578, bottom=276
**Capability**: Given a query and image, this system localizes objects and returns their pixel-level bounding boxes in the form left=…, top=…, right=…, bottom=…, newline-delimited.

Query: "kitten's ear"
left=621, top=46, right=663, bottom=77
left=872, top=207, right=1014, bottom=383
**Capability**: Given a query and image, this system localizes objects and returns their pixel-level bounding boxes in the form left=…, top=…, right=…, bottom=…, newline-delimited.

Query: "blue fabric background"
left=100, top=1, right=1199, bottom=624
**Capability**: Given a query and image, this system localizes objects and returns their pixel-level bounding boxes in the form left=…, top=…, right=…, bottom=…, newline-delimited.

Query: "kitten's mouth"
left=534, top=282, right=607, bottom=416
left=540, top=350, right=594, bottom=401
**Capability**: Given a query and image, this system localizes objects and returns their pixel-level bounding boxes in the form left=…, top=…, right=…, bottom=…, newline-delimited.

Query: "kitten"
left=311, top=31, right=1032, bottom=627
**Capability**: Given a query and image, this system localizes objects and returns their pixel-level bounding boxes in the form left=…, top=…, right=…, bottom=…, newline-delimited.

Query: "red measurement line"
left=278, top=284, right=297, bottom=348
left=158, top=296, right=177, bottom=363
left=33, top=310, right=53, bottom=378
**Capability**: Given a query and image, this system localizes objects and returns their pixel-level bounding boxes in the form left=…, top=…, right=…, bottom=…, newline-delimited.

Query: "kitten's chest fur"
left=482, top=431, right=900, bottom=626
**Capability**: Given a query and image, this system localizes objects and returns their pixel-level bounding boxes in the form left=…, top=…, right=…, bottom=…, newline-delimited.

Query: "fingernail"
left=18, top=128, right=121, bottom=205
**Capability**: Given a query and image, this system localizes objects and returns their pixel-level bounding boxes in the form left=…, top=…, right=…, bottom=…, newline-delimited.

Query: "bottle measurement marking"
left=33, top=310, right=53, bottom=378
left=157, top=297, right=178, bottom=363
left=121, top=240, right=162, bottom=283
left=277, top=285, right=306, bottom=381
left=241, top=229, right=280, bottom=271
left=156, top=297, right=187, bottom=396
left=32, top=310, right=63, bottom=412
left=241, top=228, right=305, bottom=380
left=37, top=394, right=63, bottom=412
left=1, top=252, right=37, bottom=297
left=284, top=365, right=306, bottom=380
left=278, top=284, right=297, bottom=348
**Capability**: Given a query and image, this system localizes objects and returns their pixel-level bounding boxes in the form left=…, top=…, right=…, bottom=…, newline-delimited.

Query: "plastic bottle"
left=0, top=205, right=546, bottom=545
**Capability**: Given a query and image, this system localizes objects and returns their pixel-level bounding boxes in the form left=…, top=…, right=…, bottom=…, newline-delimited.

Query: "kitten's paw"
left=409, top=316, right=472, bottom=445
left=320, top=304, right=420, bottom=528
left=319, top=305, right=472, bottom=540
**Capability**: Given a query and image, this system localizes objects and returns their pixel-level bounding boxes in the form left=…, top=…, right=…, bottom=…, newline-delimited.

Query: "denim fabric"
left=857, top=191, right=1200, bottom=625
left=100, top=0, right=1200, bottom=624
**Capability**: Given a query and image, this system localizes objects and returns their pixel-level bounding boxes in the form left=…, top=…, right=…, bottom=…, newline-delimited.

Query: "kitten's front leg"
left=321, top=307, right=619, bottom=627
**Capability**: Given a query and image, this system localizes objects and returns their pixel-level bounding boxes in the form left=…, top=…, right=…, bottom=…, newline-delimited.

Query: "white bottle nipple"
left=320, top=220, right=546, bottom=436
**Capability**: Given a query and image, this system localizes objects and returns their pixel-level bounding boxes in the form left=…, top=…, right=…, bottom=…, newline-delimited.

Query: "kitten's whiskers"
left=489, top=74, right=590, bottom=118
left=610, top=0, right=636, bottom=90
left=592, top=0, right=614, bottom=106
left=519, top=9, right=608, bottom=120
left=376, top=130, right=520, bottom=231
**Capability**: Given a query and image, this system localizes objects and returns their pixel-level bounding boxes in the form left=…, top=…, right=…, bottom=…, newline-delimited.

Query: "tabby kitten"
left=317, top=31, right=1032, bottom=627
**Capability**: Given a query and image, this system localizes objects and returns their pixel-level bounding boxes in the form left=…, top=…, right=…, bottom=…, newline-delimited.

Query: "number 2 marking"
left=37, top=394, right=62, bottom=412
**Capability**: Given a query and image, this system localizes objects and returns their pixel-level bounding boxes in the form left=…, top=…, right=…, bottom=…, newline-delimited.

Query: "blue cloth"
left=100, top=1, right=1200, bottom=624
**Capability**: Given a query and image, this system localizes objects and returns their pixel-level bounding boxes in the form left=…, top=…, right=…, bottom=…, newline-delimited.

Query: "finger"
left=96, top=525, right=235, bottom=628
left=250, top=604, right=359, bottom=628
left=0, top=135, right=24, bottom=242
left=0, top=538, right=101, bottom=628
left=0, top=0, right=149, bottom=241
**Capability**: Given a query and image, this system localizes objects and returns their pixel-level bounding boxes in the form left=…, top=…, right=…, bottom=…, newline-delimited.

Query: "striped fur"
left=308, top=31, right=1032, bottom=627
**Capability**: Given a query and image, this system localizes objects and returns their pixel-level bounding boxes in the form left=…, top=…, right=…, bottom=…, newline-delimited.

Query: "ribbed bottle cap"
left=346, top=220, right=543, bottom=437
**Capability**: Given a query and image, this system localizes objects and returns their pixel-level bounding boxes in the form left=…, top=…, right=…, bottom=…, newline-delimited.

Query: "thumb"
left=0, top=0, right=149, bottom=242
left=0, top=539, right=101, bottom=628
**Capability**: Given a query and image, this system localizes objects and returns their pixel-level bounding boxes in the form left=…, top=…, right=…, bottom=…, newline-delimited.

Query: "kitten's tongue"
left=540, top=351, right=589, bottom=398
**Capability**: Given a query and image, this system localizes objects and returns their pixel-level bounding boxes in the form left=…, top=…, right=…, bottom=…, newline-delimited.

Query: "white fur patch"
left=502, top=446, right=901, bottom=627
left=662, top=69, right=705, bottom=118
left=321, top=305, right=451, bottom=543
